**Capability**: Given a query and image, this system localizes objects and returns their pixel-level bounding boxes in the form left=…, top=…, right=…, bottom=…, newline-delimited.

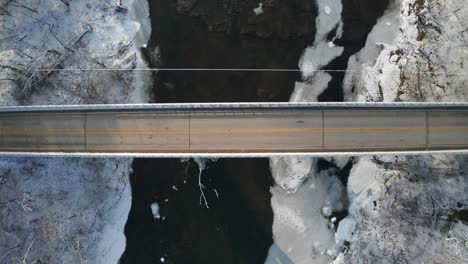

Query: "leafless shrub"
left=15, top=26, right=92, bottom=102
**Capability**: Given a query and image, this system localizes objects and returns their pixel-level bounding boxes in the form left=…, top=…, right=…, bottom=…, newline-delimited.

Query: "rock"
left=390, top=54, right=399, bottom=63
left=334, top=217, right=357, bottom=250
left=321, top=205, right=333, bottom=217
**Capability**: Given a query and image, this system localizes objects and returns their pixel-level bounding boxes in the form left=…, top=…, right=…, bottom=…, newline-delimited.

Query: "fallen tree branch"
left=0, top=0, right=14, bottom=16
left=18, top=27, right=92, bottom=97
left=0, top=64, right=24, bottom=74
left=198, top=168, right=209, bottom=208
left=10, top=2, right=38, bottom=14
left=21, top=233, right=36, bottom=264
left=0, top=33, right=18, bottom=42
left=60, top=0, right=70, bottom=7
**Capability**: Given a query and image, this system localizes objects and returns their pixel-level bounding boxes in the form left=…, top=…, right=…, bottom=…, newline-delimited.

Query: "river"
left=121, top=0, right=388, bottom=263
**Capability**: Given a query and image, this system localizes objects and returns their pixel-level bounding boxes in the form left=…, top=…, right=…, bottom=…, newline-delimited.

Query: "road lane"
left=0, top=106, right=466, bottom=155
left=324, top=110, right=427, bottom=150
left=189, top=109, right=323, bottom=152
left=0, top=113, right=85, bottom=152
left=428, top=110, right=468, bottom=149
left=85, top=111, right=190, bottom=152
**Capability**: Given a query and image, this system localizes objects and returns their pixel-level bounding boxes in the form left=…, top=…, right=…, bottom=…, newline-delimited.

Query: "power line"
left=37, top=68, right=302, bottom=72
left=33, top=68, right=468, bottom=76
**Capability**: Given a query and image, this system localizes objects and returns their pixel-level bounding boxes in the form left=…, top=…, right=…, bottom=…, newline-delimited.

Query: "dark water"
left=146, top=0, right=316, bottom=102
left=121, top=158, right=275, bottom=264
left=122, top=0, right=389, bottom=263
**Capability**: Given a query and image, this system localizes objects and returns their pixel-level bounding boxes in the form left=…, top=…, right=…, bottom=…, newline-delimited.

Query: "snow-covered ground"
left=0, top=0, right=151, bottom=263
left=336, top=155, right=468, bottom=263
left=339, top=0, right=468, bottom=263
left=344, top=0, right=468, bottom=103
left=269, top=0, right=468, bottom=263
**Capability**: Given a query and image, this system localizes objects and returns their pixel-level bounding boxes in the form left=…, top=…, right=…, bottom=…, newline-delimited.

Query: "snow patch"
left=343, top=0, right=402, bottom=102
left=266, top=168, right=347, bottom=264
left=269, top=157, right=314, bottom=194
left=299, top=41, right=344, bottom=79
left=289, top=73, right=332, bottom=103
left=298, top=0, right=343, bottom=79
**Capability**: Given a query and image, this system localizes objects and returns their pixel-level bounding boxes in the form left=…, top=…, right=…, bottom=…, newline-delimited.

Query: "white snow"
left=266, top=168, right=346, bottom=264
left=269, top=157, right=314, bottom=194
left=0, top=0, right=152, bottom=263
left=299, top=42, right=343, bottom=78
left=334, top=217, right=356, bottom=250
left=289, top=73, right=331, bottom=103
left=321, top=205, right=333, bottom=218
left=314, top=0, right=342, bottom=41
left=0, top=157, right=135, bottom=263
left=293, top=0, right=343, bottom=114
left=336, top=155, right=468, bottom=263
left=343, top=0, right=402, bottom=102
left=298, top=0, right=343, bottom=79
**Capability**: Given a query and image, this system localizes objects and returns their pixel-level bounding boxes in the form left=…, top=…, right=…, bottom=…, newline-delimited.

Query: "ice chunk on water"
left=254, top=3, right=264, bottom=15
left=151, top=202, right=161, bottom=219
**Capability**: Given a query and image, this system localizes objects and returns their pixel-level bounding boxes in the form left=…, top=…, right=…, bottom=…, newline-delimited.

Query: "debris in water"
left=195, top=158, right=209, bottom=208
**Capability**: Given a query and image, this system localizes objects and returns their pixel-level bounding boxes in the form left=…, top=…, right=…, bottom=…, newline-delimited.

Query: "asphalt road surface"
left=0, top=108, right=467, bottom=154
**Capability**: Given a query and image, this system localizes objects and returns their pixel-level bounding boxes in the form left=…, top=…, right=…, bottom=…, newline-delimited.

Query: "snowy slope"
left=336, top=0, right=468, bottom=263
left=0, top=0, right=151, bottom=263
left=336, top=155, right=468, bottom=263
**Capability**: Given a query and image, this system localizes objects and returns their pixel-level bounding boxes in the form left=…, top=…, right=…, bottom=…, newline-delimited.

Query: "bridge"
left=0, top=102, right=467, bottom=157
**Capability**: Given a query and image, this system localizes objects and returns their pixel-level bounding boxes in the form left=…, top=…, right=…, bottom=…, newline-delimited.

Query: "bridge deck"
left=0, top=103, right=467, bottom=156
